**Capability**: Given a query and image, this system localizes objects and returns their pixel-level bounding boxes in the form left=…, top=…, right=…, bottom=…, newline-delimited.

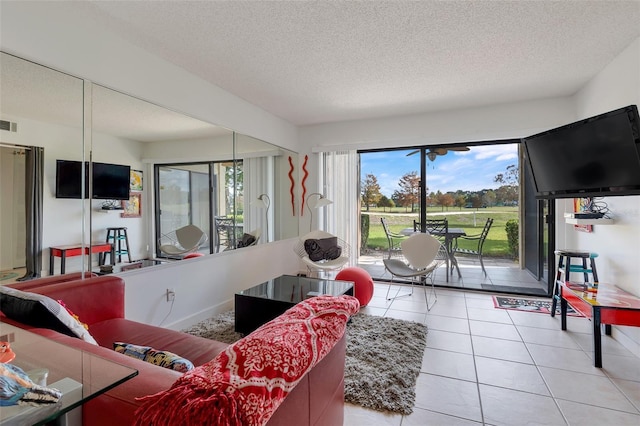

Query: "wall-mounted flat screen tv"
left=56, top=160, right=131, bottom=200
left=523, top=105, right=640, bottom=199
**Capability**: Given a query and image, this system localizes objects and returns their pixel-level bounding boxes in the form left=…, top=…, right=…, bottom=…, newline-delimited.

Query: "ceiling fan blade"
left=432, top=147, right=448, bottom=155
left=406, top=150, right=419, bottom=156
left=448, top=146, right=470, bottom=152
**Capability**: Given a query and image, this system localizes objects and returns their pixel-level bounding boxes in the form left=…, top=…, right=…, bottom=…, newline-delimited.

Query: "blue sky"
left=360, top=144, right=519, bottom=197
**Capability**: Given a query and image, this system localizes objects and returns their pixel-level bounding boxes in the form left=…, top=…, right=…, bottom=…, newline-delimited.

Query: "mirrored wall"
left=0, top=51, right=298, bottom=278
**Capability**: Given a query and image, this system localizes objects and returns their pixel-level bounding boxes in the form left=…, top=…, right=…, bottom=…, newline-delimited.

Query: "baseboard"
left=612, top=326, right=640, bottom=358
left=162, top=298, right=233, bottom=331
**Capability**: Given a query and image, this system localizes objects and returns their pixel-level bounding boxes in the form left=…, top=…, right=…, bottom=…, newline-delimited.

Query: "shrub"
left=505, top=219, right=519, bottom=259
left=360, top=214, right=370, bottom=254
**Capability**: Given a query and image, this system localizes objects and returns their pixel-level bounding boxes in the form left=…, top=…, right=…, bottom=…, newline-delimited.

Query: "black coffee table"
left=234, top=275, right=354, bottom=334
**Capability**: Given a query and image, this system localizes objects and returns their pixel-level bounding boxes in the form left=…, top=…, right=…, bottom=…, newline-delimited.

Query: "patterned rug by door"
left=0, top=271, right=20, bottom=282
left=493, top=296, right=580, bottom=316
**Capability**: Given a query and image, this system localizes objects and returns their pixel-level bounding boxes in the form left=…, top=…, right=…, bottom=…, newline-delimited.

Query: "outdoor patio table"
left=401, top=227, right=466, bottom=282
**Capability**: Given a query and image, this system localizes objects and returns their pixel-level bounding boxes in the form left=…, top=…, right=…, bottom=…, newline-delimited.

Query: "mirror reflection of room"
left=0, top=51, right=299, bottom=280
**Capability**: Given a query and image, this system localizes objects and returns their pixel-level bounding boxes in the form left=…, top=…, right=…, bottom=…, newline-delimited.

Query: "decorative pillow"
left=57, top=300, right=89, bottom=331
left=304, top=237, right=342, bottom=261
left=0, top=287, right=97, bottom=345
left=237, top=233, right=256, bottom=248
left=113, top=342, right=194, bottom=373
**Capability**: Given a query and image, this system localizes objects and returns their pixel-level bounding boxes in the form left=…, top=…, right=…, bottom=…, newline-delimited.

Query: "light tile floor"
left=344, top=282, right=640, bottom=425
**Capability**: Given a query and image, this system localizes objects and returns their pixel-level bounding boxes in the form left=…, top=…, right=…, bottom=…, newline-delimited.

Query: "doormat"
left=493, top=296, right=580, bottom=316
left=0, top=272, right=19, bottom=282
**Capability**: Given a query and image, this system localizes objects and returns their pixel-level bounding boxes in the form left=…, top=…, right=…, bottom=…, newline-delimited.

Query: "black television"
left=56, top=160, right=131, bottom=200
left=523, top=105, right=640, bottom=199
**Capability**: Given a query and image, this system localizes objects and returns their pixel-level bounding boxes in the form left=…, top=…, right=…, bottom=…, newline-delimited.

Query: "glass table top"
left=236, top=274, right=354, bottom=304
left=0, top=322, right=137, bottom=426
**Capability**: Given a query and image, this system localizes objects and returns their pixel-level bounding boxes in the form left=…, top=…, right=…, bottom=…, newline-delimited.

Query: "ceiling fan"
left=406, top=146, right=470, bottom=161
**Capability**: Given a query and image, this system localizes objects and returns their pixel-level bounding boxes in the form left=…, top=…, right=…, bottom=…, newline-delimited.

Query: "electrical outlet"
left=166, top=288, right=175, bottom=302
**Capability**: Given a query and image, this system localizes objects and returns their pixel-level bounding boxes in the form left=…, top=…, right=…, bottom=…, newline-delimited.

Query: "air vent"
left=0, top=120, right=17, bottom=132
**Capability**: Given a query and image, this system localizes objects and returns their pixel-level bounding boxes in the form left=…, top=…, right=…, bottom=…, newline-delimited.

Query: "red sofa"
left=3, top=275, right=346, bottom=426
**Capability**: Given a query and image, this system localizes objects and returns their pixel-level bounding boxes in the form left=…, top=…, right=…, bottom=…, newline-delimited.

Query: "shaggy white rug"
left=183, top=311, right=427, bottom=414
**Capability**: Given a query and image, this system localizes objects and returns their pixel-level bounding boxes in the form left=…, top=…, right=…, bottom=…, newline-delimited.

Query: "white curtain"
left=320, top=150, right=359, bottom=265
left=243, top=156, right=274, bottom=243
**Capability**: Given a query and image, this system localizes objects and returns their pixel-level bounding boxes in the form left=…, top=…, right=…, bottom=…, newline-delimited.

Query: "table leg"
left=605, top=324, right=612, bottom=335
left=560, top=297, right=567, bottom=331
left=60, top=251, right=66, bottom=274
left=593, top=308, right=602, bottom=368
left=49, top=251, right=54, bottom=275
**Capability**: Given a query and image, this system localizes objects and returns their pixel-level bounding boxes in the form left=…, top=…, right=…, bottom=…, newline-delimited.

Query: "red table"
left=560, top=281, right=640, bottom=367
left=49, top=243, right=114, bottom=275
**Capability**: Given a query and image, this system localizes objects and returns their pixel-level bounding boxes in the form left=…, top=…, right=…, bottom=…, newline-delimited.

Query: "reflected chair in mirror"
left=214, top=217, right=240, bottom=252
left=158, top=225, right=208, bottom=258
left=452, top=218, right=493, bottom=276
left=381, top=217, right=408, bottom=259
left=236, top=228, right=261, bottom=248
left=294, top=230, right=349, bottom=278
left=383, top=233, right=446, bottom=310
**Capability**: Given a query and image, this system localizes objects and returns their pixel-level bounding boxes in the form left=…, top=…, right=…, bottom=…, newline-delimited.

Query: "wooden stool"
left=105, top=227, right=132, bottom=264
left=551, top=250, right=599, bottom=317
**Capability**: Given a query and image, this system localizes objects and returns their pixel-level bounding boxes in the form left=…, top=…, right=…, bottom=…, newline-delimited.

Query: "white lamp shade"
left=309, top=196, right=332, bottom=210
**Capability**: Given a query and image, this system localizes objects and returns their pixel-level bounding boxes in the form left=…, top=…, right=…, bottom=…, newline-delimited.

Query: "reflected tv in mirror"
left=56, top=160, right=131, bottom=200
left=523, top=105, right=640, bottom=199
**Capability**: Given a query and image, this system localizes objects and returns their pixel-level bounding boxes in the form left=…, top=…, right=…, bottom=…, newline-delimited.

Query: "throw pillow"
left=0, top=287, right=97, bottom=345
left=113, top=342, right=194, bottom=373
left=304, top=237, right=342, bottom=261
left=237, top=233, right=256, bottom=248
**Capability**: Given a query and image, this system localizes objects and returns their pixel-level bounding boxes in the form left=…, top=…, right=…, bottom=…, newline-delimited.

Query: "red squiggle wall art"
left=300, top=154, right=309, bottom=216
left=288, top=156, right=295, bottom=216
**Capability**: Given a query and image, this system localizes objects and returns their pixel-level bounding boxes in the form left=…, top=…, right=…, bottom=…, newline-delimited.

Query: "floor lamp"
left=251, top=193, right=270, bottom=242
left=306, top=192, right=332, bottom=232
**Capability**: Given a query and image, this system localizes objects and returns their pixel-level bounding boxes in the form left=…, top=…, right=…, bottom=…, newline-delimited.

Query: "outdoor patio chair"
left=452, top=218, right=494, bottom=276
left=381, top=217, right=408, bottom=258
left=383, top=233, right=446, bottom=310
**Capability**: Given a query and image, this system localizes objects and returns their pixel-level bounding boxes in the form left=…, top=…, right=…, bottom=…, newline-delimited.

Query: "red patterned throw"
left=134, top=295, right=360, bottom=426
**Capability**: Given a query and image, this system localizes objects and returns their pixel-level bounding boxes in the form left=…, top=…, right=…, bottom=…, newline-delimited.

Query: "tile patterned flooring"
left=344, top=282, right=640, bottom=425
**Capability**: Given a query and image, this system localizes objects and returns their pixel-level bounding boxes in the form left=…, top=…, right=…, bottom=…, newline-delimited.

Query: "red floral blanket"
left=134, top=295, right=359, bottom=426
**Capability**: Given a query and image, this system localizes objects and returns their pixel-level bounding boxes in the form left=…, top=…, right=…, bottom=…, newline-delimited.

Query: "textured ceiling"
left=69, top=0, right=640, bottom=126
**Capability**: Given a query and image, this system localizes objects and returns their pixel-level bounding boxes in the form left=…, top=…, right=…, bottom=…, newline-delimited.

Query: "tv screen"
left=92, top=162, right=131, bottom=200
left=523, top=105, right=640, bottom=199
left=56, top=160, right=131, bottom=200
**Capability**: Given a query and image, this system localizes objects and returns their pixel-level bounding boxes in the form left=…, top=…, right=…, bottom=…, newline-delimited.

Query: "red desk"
left=560, top=281, right=640, bottom=367
left=49, top=243, right=114, bottom=275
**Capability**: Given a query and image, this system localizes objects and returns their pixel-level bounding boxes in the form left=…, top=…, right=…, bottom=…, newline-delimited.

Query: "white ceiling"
left=70, top=0, right=640, bottom=126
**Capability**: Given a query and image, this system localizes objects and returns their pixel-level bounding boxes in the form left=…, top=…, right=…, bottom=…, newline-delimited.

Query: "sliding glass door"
left=155, top=161, right=239, bottom=257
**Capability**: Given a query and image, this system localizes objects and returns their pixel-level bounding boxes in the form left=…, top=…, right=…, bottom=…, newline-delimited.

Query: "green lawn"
left=364, top=207, right=518, bottom=258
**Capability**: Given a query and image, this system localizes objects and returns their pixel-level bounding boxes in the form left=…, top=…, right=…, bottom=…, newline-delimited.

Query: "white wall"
left=567, top=37, right=640, bottom=354
left=123, top=238, right=300, bottom=331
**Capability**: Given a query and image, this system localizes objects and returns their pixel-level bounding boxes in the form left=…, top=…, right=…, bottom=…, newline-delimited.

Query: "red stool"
left=336, top=267, right=374, bottom=307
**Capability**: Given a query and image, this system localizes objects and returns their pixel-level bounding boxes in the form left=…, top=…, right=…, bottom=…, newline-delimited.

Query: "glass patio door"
left=155, top=163, right=214, bottom=256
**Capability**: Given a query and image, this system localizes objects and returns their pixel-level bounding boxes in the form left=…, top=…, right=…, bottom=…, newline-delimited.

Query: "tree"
left=494, top=164, right=519, bottom=205
left=469, top=194, right=483, bottom=209
left=494, top=164, right=519, bottom=187
left=396, top=171, right=420, bottom=212
left=442, top=193, right=455, bottom=210
left=378, top=195, right=394, bottom=212
left=455, top=194, right=467, bottom=210
left=482, top=190, right=497, bottom=207
left=361, top=173, right=382, bottom=211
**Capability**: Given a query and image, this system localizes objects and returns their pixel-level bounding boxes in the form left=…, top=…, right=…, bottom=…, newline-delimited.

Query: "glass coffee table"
left=234, top=275, right=354, bottom=334
left=0, top=322, right=137, bottom=426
